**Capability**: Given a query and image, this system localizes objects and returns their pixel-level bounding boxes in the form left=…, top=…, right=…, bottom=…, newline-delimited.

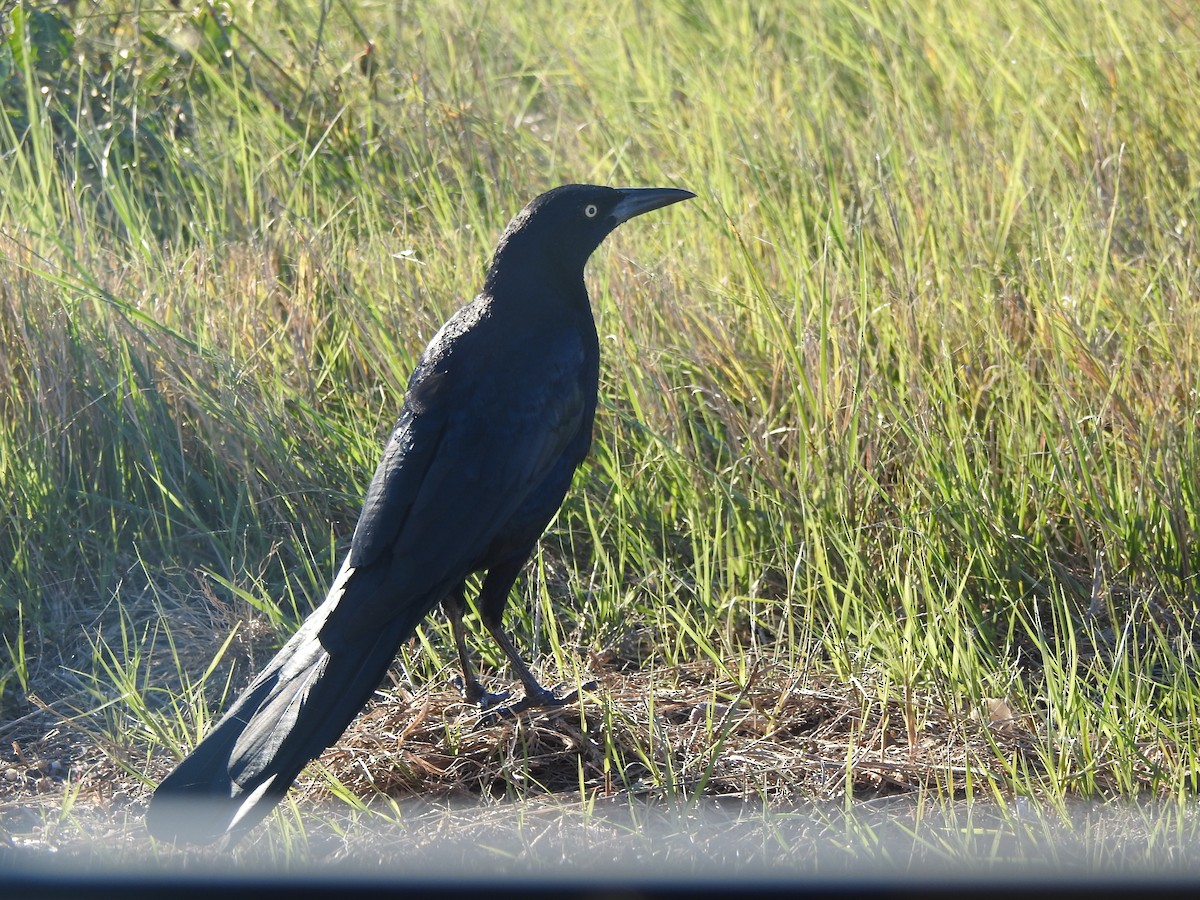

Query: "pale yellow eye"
left=584, top=203, right=598, bottom=218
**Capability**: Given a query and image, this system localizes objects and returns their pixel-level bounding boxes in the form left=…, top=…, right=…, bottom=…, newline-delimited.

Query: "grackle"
left=145, top=183, right=694, bottom=843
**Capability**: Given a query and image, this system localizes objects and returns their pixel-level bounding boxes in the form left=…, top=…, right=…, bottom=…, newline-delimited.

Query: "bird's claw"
left=475, top=679, right=598, bottom=726
left=449, top=674, right=511, bottom=710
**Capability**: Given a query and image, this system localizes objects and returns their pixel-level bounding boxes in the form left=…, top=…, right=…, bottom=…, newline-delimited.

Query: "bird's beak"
left=611, top=187, right=696, bottom=224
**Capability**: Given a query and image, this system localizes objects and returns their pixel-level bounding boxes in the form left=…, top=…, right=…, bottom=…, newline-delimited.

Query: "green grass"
left=2, top=0, right=1199, bottom=869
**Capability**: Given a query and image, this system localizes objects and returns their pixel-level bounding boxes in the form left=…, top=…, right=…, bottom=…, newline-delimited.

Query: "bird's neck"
left=483, top=250, right=591, bottom=316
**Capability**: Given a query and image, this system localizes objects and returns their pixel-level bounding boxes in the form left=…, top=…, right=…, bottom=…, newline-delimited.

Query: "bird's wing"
left=347, top=367, right=450, bottom=569
left=317, top=322, right=590, bottom=647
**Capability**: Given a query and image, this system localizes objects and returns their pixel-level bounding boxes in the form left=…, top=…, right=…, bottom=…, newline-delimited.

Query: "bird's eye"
left=583, top=203, right=598, bottom=219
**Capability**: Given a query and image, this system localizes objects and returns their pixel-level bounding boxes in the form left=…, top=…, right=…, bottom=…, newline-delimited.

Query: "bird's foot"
left=477, top=679, right=598, bottom=725
left=449, top=674, right=512, bottom=710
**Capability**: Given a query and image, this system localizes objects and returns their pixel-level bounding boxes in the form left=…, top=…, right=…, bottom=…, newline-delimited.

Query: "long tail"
left=145, top=574, right=426, bottom=844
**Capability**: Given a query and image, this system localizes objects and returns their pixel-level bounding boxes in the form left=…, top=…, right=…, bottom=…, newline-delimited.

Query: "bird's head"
left=487, top=184, right=695, bottom=289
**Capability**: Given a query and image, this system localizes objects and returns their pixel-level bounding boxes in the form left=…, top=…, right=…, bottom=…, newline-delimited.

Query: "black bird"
left=145, top=184, right=694, bottom=844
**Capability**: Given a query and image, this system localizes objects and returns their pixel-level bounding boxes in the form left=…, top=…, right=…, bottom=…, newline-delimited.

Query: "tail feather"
left=146, top=586, right=426, bottom=844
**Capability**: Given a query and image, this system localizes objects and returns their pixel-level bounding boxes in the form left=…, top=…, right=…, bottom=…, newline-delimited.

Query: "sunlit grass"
left=1, top=0, right=1198, bottom=868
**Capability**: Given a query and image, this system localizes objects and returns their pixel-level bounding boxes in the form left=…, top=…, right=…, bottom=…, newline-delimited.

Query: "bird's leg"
left=483, top=621, right=593, bottom=713
left=443, top=587, right=510, bottom=709
left=475, top=559, right=596, bottom=719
